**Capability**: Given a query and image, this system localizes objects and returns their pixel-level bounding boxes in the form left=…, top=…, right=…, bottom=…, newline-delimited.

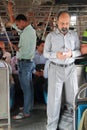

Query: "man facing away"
left=43, top=10, right=81, bottom=130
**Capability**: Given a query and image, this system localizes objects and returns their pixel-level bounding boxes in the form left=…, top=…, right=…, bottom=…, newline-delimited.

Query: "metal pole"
left=41, top=6, right=53, bottom=40
left=0, top=16, right=14, bottom=56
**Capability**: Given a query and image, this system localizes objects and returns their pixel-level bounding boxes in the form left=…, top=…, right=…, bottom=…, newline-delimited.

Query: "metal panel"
left=0, top=61, right=11, bottom=128
left=76, top=65, right=85, bottom=87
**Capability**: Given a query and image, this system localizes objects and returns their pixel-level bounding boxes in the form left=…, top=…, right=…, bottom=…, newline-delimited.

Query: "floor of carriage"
left=0, top=104, right=47, bottom=130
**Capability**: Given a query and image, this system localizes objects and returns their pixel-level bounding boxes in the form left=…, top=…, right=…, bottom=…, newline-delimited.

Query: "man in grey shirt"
left=43, top=10, right=81, bottom=130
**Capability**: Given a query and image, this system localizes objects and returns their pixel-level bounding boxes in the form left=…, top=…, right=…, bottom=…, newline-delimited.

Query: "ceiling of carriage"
left=0, top=0, right=87, bottom=21
left=8, top=0, right=87, bottom=16
left=0, top=0, right=87, bottom=43
left=0, top=0, right=87, bottom=26
left=13, top=0, right=87, bottom=5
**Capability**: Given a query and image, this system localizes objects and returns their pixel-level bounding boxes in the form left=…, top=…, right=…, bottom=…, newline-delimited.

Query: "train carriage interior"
left=0, top=0, right=87, bottom=130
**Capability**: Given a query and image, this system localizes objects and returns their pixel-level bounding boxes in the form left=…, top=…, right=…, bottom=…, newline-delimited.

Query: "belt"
left=51, top=62, right=74, bottom=67
left=18, top=59, right=31, bottom=62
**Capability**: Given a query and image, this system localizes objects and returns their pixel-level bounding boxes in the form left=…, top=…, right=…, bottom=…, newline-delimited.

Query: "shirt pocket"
left=69, top=38, right=76, bottom=50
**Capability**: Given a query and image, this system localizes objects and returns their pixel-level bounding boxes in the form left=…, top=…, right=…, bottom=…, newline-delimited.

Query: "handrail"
left=0, top=16, right=14, bottom=56
left=41, top=5, right=53, bottom=40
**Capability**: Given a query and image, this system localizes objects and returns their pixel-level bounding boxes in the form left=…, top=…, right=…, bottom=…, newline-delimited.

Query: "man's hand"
left=10, top=42, right=19, bottom=51
left=35, top=71, right=43, bottom=77
left=6, top=22, right=13, bottom=27
left=56, top=52, right=66, bottom=60
left=81, top=44, right=87, bottom=54
left=13, top=44, right=19, bottom=51
left=56, top=50, right=72, bottom=60
left=63, top=49, right=72, bottom=58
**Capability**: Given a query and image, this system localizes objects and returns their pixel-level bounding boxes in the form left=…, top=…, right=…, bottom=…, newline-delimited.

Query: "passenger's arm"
left=81, top=44, right=87, bottom=54
left=7, top=1, right=15, bottom=24
left=71, top=32, right=81, bottom=57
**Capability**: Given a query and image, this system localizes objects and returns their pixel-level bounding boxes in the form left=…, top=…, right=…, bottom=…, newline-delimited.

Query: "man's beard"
left=60, top=28, right=68, bottom=34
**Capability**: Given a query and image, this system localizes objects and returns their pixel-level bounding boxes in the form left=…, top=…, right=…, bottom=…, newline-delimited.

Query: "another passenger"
left=0, top=47, right=5, bottom=67
left=43, top=10, right=81, bottom=130
left=33, top=40, right=47, bottom=103
left=11, top=55, right=23, bottom=109
left=8, top=1, right=37, bottom=119
left=81, top=29, right=87, bottom=55
left=0, top=47, right=15, bottom=109
left=43, top=60, right=50, bottom=104
left=81, top=29, right=87, bottom=82
left=0, top=41, right=11, bottom=63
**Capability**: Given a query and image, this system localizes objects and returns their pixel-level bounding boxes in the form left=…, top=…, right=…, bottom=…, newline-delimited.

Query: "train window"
left=70, top=15, right=77, bottom=26
left=70, top=15, right=77, bottom=31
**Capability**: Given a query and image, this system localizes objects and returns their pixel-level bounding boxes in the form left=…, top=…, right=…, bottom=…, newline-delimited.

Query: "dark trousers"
left=33, top=75, right=45, bottom=103
left=12, top=74, right=24, bottom=108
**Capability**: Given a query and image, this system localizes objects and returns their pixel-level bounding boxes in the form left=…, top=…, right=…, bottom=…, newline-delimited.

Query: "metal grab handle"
left=75, top=83, right=87, bottom=105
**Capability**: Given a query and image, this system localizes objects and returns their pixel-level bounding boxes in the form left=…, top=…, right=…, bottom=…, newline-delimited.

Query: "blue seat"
left=43, top=91, right=47, bottom=104
left=77, top=104, right=87, bottom=129
left=10, top=83, right=15, bottom=109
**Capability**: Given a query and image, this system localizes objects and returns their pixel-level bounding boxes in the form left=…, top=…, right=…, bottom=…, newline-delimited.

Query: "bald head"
left=57, top=10, right=71, bottom=19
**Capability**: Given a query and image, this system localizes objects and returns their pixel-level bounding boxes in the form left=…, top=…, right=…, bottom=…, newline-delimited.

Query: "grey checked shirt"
left=43, top=28, right=81, bottom=64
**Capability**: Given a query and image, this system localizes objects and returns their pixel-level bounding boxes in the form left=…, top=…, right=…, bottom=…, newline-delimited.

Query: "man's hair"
left=37, top=40, right=45, bottom=46
left=57, top=10, right=71, bottom=19
left=15, top=14, right=27, bottom=21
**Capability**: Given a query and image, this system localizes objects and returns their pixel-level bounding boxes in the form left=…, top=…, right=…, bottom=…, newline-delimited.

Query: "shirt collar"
left=55, top=28, right=71, bottom=35
left=24, top=24, right=31, bottom=30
